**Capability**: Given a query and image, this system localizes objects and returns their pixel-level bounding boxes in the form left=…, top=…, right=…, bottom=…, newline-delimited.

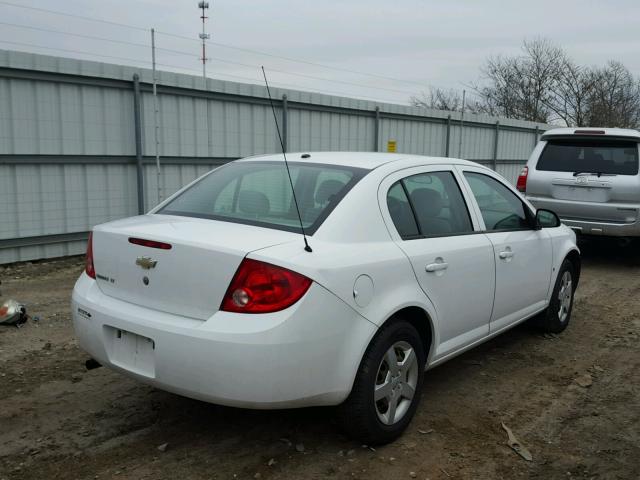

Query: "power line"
left=0, top=20, right=193, bottom=58
left=205, top=39, right=432, bottom=89
left=255, top=64, right=416, bottom=96
left=0, top=40, right=406, bottom=104
left=0, top=0, right=147, bottom=32
left=208, top=62, right=407, bottom=102
left=196, top=53, right=417, bottom=96
left=0, top=20, right=418, bottom=97
left=0, top=39, right=154, bottom=65
left=0, top=20, right=150, bottom=49
left=157, top=29, right=434, bottom=89
left=0, top=0, right=431, bottom=91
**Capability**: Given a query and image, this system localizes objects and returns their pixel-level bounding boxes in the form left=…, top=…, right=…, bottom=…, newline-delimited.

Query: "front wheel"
left=537, top=259, right=576, bottom=333
left=338, top=320, right=425, bottom=445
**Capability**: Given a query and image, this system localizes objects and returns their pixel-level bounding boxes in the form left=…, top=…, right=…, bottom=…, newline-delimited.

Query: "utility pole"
left=151, top=28, right=162, bottom=203
left=198, top=1, right=210, bottom=80
left=458, top=89, right=466, bottom=158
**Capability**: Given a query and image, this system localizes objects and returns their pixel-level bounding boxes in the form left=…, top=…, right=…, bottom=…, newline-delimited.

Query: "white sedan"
left=72, top=152, right=580, bottom=444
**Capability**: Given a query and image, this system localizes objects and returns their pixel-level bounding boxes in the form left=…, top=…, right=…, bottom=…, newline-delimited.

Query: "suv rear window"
left=536, top=139, right=639, bottom=175
left=158, top=161, right=367, bottom=234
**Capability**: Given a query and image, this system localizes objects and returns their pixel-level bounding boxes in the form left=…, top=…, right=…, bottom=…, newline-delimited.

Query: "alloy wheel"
left=557, top=271, right=573, bottom=323
left=374, top=341, right=419, bottom=425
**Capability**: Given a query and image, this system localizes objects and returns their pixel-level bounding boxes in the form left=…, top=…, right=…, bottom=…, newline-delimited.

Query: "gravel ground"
left=0, top=238, right=639, bottom=480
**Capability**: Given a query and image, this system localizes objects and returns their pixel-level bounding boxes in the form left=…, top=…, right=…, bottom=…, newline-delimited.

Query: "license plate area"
left=104, top=326, right=156, bottom=378
left=552, top=185, right=609, bottom=203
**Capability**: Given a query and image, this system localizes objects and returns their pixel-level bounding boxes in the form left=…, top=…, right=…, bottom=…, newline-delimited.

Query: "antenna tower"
left=198, top=2, right=210, bottom=80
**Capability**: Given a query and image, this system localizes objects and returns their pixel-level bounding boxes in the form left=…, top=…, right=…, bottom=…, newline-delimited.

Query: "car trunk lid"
left=92, top=214, right=298, bottom=320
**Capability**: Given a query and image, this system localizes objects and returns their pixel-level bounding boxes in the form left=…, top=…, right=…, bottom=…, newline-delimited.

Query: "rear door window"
left=386, top=182, right=420, bottom=239
left=536, top=139, right=639, bottom=175
left=387, top=171, right=473, bottom=239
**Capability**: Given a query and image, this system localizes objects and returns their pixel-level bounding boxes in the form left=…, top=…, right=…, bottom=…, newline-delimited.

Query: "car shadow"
left=115, top=236, right=637, bottom=449
left=137, top=327, right=545, bottom=450
left=577, top=235, right=640, bottom=268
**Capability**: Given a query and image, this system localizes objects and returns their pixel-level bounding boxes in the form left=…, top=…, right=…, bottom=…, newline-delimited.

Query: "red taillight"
left=221, top=259, right=312, bottom=314
left=85, top=232, right=96, bottom=279
left=128, top=237, right=172, bottom=250
left=516, top=166, right=528, bottom=193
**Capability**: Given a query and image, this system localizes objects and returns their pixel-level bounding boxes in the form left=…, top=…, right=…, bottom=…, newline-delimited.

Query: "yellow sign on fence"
left=387, top=140, right=397, bottom=152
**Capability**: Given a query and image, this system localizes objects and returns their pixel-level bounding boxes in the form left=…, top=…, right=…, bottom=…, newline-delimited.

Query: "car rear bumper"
left=72, top=273, right=376, bottom=409
left=527, top=196, right=640, bottom=237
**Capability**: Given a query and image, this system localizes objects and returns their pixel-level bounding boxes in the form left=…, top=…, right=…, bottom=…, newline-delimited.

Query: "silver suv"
left=519, top=127, right=640, bottom=237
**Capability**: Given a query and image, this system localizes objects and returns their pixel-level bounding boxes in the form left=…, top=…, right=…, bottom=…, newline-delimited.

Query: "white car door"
left=457, top=166, right=553, bottom=332
left=379, top=166, right=495, bottom=360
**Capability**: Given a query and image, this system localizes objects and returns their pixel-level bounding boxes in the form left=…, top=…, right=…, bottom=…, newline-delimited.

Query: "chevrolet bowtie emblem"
left=135, top=256, right=158, bottom=270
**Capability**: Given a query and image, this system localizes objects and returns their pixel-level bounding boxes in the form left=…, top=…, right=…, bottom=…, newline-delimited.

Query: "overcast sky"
left=1, top=0, right=639, bottom=104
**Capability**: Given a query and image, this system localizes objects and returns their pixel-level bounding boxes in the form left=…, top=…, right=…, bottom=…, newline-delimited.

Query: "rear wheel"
left=536, top=259, right=576, bottom=333
left=338, top=319, right=425, bottom=445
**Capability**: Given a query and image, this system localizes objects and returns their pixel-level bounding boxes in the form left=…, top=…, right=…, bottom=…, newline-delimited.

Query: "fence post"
left=533, top=125, right=539, bottom=148
left=493, top=121, right=500, bottom=171
left=445, top=115, right=451, bottom=157
left=282, top=94, right=288, bottom=152
left=373, top=107, right=380, bottom=152
left=132, top=74, right=145, bottom=215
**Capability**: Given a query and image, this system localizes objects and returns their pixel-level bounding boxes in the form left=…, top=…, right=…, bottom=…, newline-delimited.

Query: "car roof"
left=541, top=127, right=640, bottom=140
left=237, top=151, right=483, bottom=170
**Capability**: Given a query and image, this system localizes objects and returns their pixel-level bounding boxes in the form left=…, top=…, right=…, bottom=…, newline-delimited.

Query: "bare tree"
left=586, top=61, right=640, bottom=128
left=544, top=58, right=596, bottom=127
left=410, top=88, right=462, bottom=111
left=410, top=87, right=482, bottom=114
left=473, top=38, right=565, bottom=123
left=408, top=38, right=640, bottom=128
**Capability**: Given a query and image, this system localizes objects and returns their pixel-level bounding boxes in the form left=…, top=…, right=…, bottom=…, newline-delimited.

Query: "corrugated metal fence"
left=0, top=50, right=548, bottom=264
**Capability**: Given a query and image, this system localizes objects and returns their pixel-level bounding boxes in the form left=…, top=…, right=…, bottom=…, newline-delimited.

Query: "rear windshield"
left=536, top=139, right=639, bottom=175
left=158, top=161, right=367, bottom=234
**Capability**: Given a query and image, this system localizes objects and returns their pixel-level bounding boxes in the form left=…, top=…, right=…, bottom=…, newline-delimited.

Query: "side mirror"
left=536, top=209, right=561, bottom=228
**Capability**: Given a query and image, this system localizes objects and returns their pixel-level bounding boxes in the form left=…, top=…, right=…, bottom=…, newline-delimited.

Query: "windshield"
left=158, top=161, right=367, bottom=234
left=536, top=139, right=639, bottom=175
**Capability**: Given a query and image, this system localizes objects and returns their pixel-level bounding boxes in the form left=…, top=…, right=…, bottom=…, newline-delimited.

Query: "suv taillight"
left=516, top=166, right=528, bottom=193
left=221, top=259, right=312, bottom=314
left=85, top=232, right=96, bottom=279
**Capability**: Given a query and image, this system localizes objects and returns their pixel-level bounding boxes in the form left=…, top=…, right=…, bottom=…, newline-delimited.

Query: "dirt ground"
left=0, top=238, right=638, bottom=480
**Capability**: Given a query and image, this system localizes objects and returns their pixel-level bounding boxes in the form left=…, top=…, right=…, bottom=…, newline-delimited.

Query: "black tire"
left=338, top=319, right=426, bottom=445
left=536, top=258, right=576, bottom=334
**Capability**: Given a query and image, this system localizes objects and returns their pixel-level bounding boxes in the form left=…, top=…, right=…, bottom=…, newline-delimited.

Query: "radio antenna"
left=261, top=66, right=312, bottom=253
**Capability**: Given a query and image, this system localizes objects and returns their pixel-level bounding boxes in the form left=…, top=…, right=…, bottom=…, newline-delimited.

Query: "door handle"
left=426, top=261, right=449, bottom=272
left=499, top=248, right=514, bottom=260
